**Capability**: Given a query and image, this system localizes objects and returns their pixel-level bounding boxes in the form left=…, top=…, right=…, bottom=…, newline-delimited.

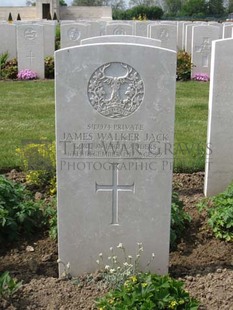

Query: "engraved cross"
left=95, top=163, right=135, bottom=225
left=26, top=50, right=35, bottom=65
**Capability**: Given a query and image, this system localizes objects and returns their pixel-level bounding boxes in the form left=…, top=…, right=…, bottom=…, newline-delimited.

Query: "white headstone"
left=0, top=24, right=17, bottom=60
left=204, top=38, right=233, bottom=196
left=184, top=24, right=194, bottom=53
left=60, top=23, right=91, bottom=48
left=105, top=23, right=133, bottom=35
left=81, top=35, right=161, bottom=47
left=191, top=25, right=220, bottom=78
left=222, top=24, right=233, bottom=38
left=134, top=21, right=154, bottom=37
left=17, top=24, right=44, bottom=78
left=41, top=21, right=56, bottom=57
left=55, top=43, right=176, bottom=277
left=150, top=24, right=177, bottom=51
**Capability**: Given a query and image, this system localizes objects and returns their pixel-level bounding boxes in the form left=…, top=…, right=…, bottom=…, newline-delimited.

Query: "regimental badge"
left=87, top=62, right=144, bottom=119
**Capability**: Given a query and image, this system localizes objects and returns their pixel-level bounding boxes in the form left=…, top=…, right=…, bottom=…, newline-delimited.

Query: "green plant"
left=0, top=175, right=44, bottom=242
left=3, top=58, right=18, bottom=79
left=0, top=52, right=8, bottom=71
left=0, top=271, right=22, bottom=300
left=42, top=197, right=57, bottom=240
left=177, top=50, right=193, bottom=81
left=8, top=12, right=13, bottom=23
left=0, top=53, right=18, bottom=80
left=16, top=140, right=56, bottom=195
left=0, top=175, right=56, bottom=243
left=96, top=272, right=199, bottom=310
left=96, top=242, right=154, bottom=289
left=45, top=56, right=54, bottom=79
left=55, top=25, right=60, bottom=50
left=198, top=183, right=233, bottom=242
left=171, top=192, right=192, bottom=249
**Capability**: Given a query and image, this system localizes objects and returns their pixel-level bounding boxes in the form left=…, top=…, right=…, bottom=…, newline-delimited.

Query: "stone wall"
left=0, top=7, right=37, bottom=21
left=0, top=6, right=112, bottom=21
left=59, top=6, right=112, bottom=20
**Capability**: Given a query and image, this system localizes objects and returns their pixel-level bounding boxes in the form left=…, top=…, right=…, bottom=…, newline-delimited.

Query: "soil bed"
left=0, top=173, right=232, bottom=309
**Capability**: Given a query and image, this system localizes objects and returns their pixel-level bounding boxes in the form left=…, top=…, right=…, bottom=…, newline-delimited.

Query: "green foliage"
left=0, top=175, right=43, bottom=242
left=177, top=51, right=193, bottom=81
left=113, top=5, right=163, bottom=20
left=171, top=192, right=192, bottom=249
left=96, top=272, right=199, bottom=309
left=42, top=197, right=57, bottom=240
left=206, top=0, right=225, bottom=16
left=60, top=0, right=67, bottom=5
left=55, top=25, right=60, bottom=50
left=164, top=0, right=182, bottom=17
left=181, top=0, right=207, bottom=17
left=199, top=183, right=233, bottom=242
left=72, top=0, right=104, bottom=5
left=8, top=13, right=13, bottom=22
left=16, top=140, right=56, bottom=195
left=0, top=53, right=18, bottom=80
left=0, top=175, right=57, bottom=242
left=45, top=56, right=54, bottom=79
left=96, top=242, right=150, bottom=289
left=0, top=271, right=22, bottom=300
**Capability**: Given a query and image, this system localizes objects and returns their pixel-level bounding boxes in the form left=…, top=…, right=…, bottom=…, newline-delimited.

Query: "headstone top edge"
left=55, top=43, right=177, bottom=55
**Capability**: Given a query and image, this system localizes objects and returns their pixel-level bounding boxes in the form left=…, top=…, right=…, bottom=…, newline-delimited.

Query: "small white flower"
left=128, top=255, right=132, bottom=259
left=139, top=247, right=144, bottom=252
left=117, top=243, right=123, bottom=248
left=105, top=265, right=110, bottom=270
left=123, top=262, right=129, bottom=266
left=96, top=260, right=100, bottom=264
left=110, top=268, right=115, bottom=274
left=136, top=254, right=140, bottom=258
left=117, top=266, right=121, bottom=270
left=109, top=247, right=113, bottom=251
left=108, top=256, right=112, bottom=260
left=99, top=253, right=103, bottom=257
left=57, top=258, right=61, bottom=263
left=152, top=253, right=155, bottom=258
left=137, top=242, right=142, bottom=247
left=66, top=262, right=70, bottom=269
left=113, top=255, right=117, bottom=260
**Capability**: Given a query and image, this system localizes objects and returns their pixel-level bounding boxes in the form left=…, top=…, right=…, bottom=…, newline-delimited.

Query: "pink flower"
left=193, top=73, right=209, bottom=82
left=17, top=69, right=37, bottom=80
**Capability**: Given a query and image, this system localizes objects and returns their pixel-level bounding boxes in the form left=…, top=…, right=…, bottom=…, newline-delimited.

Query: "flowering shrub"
left=193, top=73, right=209, bottom=82
left=96, top=242, right=155, bottom=289
left=96, top=273, right=199, bottom=309
left=16, top=140, right=56, bottom=195
left=17, top=69, right=37, bottom=80
left=177, top=51, right=193, bottom=81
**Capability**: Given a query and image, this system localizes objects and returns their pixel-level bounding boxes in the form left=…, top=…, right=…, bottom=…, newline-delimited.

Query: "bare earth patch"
left=0, top=173, right=232, bottom=309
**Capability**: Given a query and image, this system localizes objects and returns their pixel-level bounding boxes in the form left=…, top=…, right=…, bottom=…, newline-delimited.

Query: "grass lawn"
left=0, top=80, right=209, bottom=172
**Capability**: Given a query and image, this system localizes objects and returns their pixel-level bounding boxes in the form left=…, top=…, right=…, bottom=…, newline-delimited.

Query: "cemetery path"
left=0, top=173, right=232, bottom=310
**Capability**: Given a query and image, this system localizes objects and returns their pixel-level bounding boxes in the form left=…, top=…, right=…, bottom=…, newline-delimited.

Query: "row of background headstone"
left=1, top=20, right=233, bottom=79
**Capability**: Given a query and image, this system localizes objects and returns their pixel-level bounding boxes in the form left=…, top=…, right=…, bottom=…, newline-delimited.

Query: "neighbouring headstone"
left=0, top=24, right=17, bottom=59
left=191, top=25, right=220, bottom=78
left=185, top=24, right=194, bottom=53
left=134, top=21, right=154, bottom=37
left=60, top=23, right=91, bottom=48
left=17, top=24, right=44, bottom=78
left=105, top=22, right=133, bottom=35
left=55, top=42, right=176, bottom=276
left=81, top=35, right=161, bottom=47
left=41, top=21, right=56, bottom=57
left=150, top=24, right=177, bottom=50
left=204, top=38, right=233, bottom=196
left=222, top=24, right=233, bottom=38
